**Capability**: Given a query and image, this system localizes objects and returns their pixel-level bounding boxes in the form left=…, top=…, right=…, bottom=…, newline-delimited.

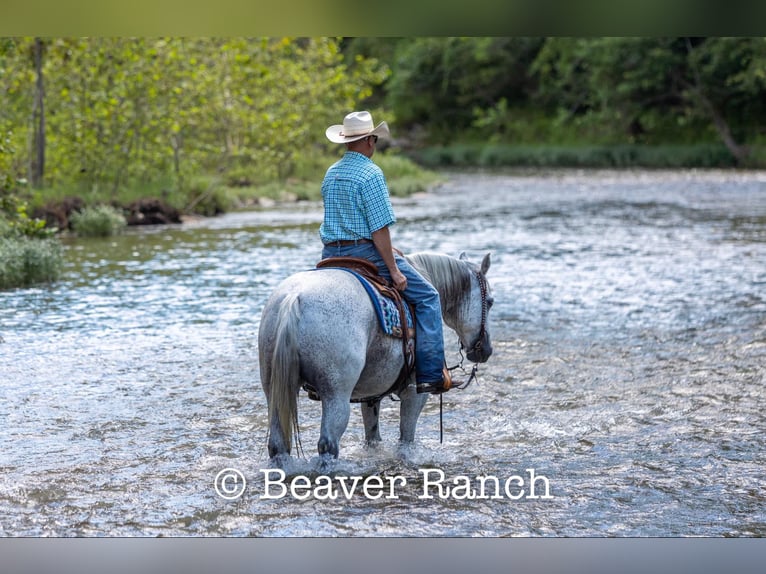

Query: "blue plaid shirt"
left=319, top=152, right=396, bottom=244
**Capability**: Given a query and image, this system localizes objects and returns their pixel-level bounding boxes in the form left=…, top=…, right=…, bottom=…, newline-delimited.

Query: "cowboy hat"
left=326, top=111, right=390, bottom=144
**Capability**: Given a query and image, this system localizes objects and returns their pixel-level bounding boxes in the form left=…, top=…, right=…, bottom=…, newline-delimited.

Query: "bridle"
left=467, top=269, right=490, bottom=358
left=447, top=269, right=490, bottom=391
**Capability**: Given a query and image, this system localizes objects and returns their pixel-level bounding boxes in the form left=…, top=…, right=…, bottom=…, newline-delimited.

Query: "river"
left=1, top=169, right=764, bottom=536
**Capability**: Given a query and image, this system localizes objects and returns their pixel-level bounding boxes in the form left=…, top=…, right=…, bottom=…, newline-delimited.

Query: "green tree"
left=385, top=37, right=543, bottom=140
left=682, top=37, right=766, bottom=163
left=1, top=37, right=389, bottom=196
left=531, top=37, right=766, bottom=163
left=29, top=38, right=45, bottom=187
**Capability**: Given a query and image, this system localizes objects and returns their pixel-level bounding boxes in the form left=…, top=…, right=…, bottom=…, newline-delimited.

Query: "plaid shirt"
left=319, top=152, right=396, bottom=244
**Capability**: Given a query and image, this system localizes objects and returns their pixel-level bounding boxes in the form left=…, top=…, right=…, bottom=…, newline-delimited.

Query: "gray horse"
left=258, top=251, right=493, bottom=461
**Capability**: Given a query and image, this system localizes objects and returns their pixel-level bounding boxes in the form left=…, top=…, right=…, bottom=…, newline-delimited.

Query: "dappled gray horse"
left=258, top=251, right=493, bottom=460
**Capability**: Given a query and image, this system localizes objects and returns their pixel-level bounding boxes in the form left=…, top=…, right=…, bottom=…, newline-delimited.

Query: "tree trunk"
left=694, top=88, right=750, bottom=165
left=683, top=38, right=750, bottom=166
left=29, top=38, right=46, bottom=187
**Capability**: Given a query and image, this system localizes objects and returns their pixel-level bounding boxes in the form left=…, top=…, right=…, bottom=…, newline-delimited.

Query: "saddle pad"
left=317, top=267, right=414, bottom=338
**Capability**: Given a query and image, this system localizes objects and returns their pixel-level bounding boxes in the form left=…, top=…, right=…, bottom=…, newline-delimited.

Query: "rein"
left=439, top=268, right=489, bottom=442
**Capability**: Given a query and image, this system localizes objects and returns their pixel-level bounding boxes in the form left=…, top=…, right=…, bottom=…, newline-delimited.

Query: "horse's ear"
left=481, top=253, right=491, bottom=275
left=459, top=251, right=468, bottom=261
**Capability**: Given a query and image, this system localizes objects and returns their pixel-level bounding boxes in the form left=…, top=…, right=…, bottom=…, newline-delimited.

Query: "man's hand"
left=391, top=268, right=408, bottom=292
left=372, top=226, right=408, bottom=292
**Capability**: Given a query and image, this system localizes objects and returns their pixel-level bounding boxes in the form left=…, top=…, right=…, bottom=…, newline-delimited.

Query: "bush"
left=1, top=193, right=55, bottom=238
left=70, top=205, right=127, bottom=237
left=0, top=236, right=63, bottom=290
left=184, top=176, right=235, bottom=216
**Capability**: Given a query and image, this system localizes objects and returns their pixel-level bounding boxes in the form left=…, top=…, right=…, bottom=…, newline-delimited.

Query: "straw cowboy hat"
left=325, top=111, right=390, bottom=144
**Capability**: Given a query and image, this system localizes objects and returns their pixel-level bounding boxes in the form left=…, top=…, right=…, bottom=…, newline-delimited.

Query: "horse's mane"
left=406, top=252, right=474, bottom=318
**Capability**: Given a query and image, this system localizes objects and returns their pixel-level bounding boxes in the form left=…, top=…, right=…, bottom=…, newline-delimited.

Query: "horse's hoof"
left=317, top=437, right=339, bottom=458
left=269, top=453, right=292, bottom=469
left=364, top=438, right=383, bottom=450
left=317, top=453, right=337, bottom=473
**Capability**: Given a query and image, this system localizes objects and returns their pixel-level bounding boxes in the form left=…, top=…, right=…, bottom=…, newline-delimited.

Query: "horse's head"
left=459, top=252, right=494, bottom=363
left=408, top=251, right=495, bottom=365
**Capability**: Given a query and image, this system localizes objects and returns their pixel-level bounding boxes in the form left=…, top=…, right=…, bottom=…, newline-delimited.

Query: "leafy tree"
left=0, top=37, right=389, bottom=195
left=682, top=37, right=766, bottom=163
left=531, top=37, right=766, bottom=163
left=385, top=37, right=543, bottom=140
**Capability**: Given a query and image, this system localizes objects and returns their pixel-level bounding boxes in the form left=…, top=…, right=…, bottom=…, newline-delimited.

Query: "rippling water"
left=1, top=169, right=764, bottom=536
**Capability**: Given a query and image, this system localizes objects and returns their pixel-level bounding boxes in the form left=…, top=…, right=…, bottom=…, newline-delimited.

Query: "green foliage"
left=0, top=128, right=62, bottom=286
left=0, top=192, right=55, bottom=238
left=0, top=236, right=63, bottom=290
left=379, top=37, right=766, bottom=166
left=183, top=175, right=235, bottom=216
left=1, top=37, right=389, bottom=195
left=384, top=37, right=543, bottom=139
left=69, top=204, right=127, bottom=237
left=3, top=34, right=765, bottom=216
left=527, top=37, right=766, bottom=162
left=0, top=127, right=15, bottom=191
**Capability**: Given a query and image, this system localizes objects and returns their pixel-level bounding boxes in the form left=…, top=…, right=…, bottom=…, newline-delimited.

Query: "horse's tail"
left=268, top=292, right=302, bottom=454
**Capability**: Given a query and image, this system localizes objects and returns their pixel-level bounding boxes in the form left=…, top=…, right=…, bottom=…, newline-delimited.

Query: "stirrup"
left=416, top=381, right=449, bottom=394
left=416, top=367, right=453, bottom=394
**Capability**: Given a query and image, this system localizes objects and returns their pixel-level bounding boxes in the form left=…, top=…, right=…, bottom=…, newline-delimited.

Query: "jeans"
left=322, top=242, right=445, bottom=383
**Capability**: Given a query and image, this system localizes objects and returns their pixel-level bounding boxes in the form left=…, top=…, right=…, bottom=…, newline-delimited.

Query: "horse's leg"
left=318, top=393, right=352, bottom=458
left=398, top=384, right=429, bottom=443
left=361, top=400, right=382, bottom=445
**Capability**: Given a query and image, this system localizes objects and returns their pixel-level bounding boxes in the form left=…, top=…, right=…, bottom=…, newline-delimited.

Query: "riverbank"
left=23, top=152, right=443, bottom=232
left=0, top=152, right=442, bottom=290
left=409, top=142, right=766, bottom=169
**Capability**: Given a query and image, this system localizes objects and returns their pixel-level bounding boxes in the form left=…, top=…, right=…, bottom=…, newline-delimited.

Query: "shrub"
left=184, top=176, right=234, bottom=216
left=70, top=205, right=127, bottom=237
left=1, top=193, right=55, bottom=238
left=0, top=236, right=63, bottom=290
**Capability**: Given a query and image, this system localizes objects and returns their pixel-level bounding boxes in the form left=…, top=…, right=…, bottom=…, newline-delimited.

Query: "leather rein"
left=439, top=268, right=489, bottom=443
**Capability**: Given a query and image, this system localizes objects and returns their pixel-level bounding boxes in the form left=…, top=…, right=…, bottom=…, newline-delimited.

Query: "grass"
left=175, top=151, right=444, bottom=209
left=376, top=153, right=443, bottom=196
left=410, top=143, right=745, bottom=169
left=24, top=151, right=443, bottom=221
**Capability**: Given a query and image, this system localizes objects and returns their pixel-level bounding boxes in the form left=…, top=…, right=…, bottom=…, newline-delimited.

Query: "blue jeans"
left=322, top=242, right=445, bottom=383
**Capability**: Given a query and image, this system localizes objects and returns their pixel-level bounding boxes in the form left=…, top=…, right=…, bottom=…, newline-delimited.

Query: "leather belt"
left=324, top=238, right=373, bottom=247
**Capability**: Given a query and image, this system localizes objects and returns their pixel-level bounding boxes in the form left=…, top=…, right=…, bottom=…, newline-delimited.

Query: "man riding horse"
left=320, top=111, right=459, bottom=395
